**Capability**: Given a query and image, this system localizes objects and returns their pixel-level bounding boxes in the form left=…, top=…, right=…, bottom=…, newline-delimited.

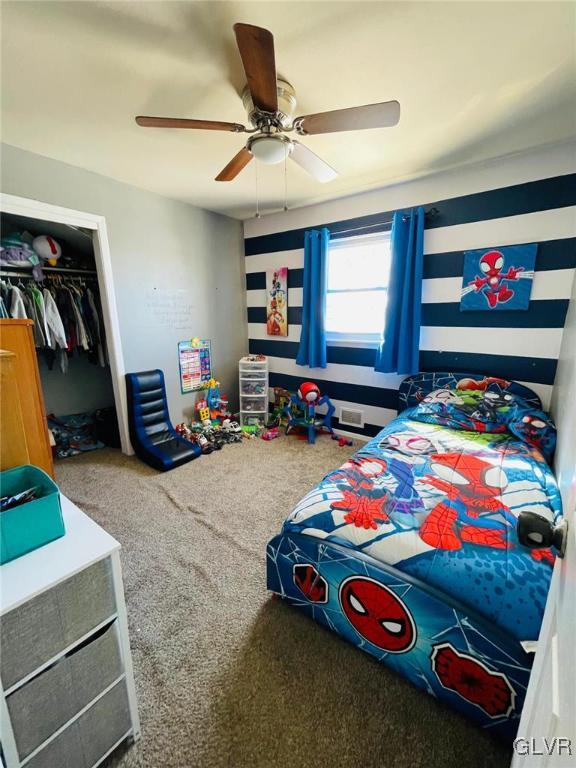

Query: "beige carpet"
left=55, top=437, right=511, bottom=768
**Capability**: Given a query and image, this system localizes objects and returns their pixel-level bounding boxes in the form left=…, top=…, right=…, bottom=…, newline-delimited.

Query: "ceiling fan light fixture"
left=249, top=135, right=293, bottom=165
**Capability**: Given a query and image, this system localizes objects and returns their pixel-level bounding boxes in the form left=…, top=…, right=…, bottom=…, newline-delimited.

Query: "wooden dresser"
left=0, top=319, right=54, bottom=477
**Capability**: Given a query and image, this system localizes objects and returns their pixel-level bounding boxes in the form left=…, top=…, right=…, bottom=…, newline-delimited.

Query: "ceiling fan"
left=135, top=23, right=400, bottom=183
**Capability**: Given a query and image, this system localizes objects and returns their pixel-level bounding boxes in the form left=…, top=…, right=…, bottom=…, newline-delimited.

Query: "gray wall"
left=1, top=143, right=248, bottom=424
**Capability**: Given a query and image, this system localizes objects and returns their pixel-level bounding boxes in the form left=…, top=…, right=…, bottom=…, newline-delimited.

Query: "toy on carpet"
left=284, top=382, right=335, bottom=445
left=261, top=425, right=279, bottom=441
left=331, top=434, right=353, bottom=447
left=176, top=423, right=213, bottom=454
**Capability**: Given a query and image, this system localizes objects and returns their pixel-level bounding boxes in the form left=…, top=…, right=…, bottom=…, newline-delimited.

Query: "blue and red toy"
left=284, top=382, right=335, bottom=444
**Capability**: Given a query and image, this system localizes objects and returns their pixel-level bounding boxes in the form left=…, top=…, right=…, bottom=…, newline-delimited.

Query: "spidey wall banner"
left=460, top=243, right=537, bottom=311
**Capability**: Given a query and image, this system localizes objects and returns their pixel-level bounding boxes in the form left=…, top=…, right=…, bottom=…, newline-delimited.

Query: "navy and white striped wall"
left=244, top=170, right=576, bottom=437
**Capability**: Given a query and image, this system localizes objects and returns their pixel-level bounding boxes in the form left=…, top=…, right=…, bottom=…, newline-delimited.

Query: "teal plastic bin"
left=0, top=465, right=65, bottom=565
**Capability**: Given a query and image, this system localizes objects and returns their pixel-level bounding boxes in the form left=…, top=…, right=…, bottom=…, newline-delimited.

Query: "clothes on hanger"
left=1, top=273, right=108, bottom=374
left=9, top=285, right=27, bottom=320
left=43, top=288, right=67, bottom=350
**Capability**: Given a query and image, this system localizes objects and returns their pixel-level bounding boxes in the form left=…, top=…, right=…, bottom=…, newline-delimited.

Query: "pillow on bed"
left=410, top=388, right=556, bottom=459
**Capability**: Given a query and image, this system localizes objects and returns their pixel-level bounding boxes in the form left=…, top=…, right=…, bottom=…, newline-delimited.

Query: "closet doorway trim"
left=0, top=193, right=131, bottom=455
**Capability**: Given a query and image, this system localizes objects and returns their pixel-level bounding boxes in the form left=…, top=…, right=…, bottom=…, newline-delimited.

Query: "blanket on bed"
left=282, top=391, right=562, bottom=641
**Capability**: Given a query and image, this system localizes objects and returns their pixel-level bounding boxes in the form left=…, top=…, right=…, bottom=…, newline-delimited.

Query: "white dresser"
left=0, top=496, right=140, bottom=768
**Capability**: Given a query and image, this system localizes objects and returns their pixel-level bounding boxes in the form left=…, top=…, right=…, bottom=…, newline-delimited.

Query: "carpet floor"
left=55, top=437, right=511, bottom=768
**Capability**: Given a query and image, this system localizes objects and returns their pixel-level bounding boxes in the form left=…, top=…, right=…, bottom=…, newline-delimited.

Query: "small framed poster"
left=460, top=244, right=537, bottom=311
left=178, top=339, right=212, bottom=393
left=266, top=267, right=288, bottom=336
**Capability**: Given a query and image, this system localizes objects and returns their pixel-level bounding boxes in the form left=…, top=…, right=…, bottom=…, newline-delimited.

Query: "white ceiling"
left=2, top=1, right=575, bottom=220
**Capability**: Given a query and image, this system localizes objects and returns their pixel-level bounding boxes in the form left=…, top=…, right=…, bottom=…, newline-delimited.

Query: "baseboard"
left=332, top=427, right=371, bottom=443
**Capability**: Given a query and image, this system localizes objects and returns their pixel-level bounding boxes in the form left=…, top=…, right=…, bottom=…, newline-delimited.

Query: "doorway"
left=0, top=193, right=131, bottom=454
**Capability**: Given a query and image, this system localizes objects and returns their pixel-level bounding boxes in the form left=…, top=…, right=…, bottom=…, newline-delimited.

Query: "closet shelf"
left=1, top=266, right=97, bottom=276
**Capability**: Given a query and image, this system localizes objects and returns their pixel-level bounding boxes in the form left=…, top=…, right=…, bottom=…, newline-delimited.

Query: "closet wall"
left=243, top=141, right=576, bottom=437
left=1, top=143, right=247, bottom=425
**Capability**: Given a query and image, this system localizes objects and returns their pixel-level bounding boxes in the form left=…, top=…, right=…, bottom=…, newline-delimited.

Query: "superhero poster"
left=460, top=244, right=537, bottom=311
left=266, top=267, right=288, bottom=336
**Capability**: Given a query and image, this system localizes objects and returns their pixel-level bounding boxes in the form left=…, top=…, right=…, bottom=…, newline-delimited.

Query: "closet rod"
left=0, top=266, right=97, bottom=275
left=0, top=270, right=98, bottom=280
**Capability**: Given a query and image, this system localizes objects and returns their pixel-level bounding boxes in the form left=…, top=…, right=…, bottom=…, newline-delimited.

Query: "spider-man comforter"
left=267, top=390, right=562, bottom=739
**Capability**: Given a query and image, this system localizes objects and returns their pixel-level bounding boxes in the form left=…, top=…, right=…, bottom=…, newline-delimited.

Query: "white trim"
left=90, top=729, right=133, bottom=768
left=0, top=685, right=19, bottom=768
left=0, top=193, right=131, bottom=455
left=111, top=550, right=141, bottom=740
left=325, top=332, right=381, bottom=346
left=332, top=427, right=371, bottom=443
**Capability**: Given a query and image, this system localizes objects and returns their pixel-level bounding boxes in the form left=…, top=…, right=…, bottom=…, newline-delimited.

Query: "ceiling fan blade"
left=234, top=23, right=278, bottom=113
left=135, top=116, right=245, bottom=132
left=295, top=101, right=400, bottom=135
left=215, top=147, right=254, bottom=181
left=290, top=141, right=337, bottom=183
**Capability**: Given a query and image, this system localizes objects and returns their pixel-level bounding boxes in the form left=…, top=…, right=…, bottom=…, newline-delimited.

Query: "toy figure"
left=284, top=382, right=335, bottom=444
left=456, top=376, right=509, bottom=392
left=205, top=378, right=230, bottom=422
left=266, top=297, right=284, bottom=336
left=419, top=453, right=514, bottom=551
left=469, top=250, right=524, bottom=308
left=195, top=398, right=210, bottom=423
left=298, top=381, right=320, bottom=404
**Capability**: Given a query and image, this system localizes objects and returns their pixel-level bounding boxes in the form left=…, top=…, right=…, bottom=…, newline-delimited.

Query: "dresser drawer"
left=7, top=621, right=123, bottom=760
left=25, top=679, right=131, bottom=768
left=24, top=722, right=83, bottom=768
left=1, top=557, right=116, bottom=690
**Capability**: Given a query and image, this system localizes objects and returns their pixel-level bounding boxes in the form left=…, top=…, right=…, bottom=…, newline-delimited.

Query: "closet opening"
left=0, top=199, right=129, bottom=466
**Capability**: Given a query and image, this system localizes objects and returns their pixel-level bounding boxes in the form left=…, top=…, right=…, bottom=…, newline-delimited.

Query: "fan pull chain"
left=255, top=160, right=261, bottom=219
left=283, top=153, right=288, bottom=212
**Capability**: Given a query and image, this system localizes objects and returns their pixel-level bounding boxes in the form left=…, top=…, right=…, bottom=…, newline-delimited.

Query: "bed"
left=266, top=372, right=563, bottom=740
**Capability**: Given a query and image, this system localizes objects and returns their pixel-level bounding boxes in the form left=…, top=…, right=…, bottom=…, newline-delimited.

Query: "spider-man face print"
left=431, top=643, right=516, bottom=718
left=339, top=577, right=416, bottom=653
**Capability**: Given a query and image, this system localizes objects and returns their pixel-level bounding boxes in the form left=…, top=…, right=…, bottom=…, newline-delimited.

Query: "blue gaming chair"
left=125, top=369, right=200, bottom=471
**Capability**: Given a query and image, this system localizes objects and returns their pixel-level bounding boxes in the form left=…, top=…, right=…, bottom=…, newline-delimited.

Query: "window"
left=325, top=232, right=391, bottom=343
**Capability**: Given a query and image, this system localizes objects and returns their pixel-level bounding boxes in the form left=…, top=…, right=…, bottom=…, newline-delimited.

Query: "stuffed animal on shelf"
left=33, top=235, right=62, bottom=266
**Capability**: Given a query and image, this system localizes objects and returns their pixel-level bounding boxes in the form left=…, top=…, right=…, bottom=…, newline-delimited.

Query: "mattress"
left=281, top=397, right=562, bottom=642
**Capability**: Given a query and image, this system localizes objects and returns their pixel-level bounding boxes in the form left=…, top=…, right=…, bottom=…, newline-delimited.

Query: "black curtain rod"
left=331, top=206, right=439, bottom=237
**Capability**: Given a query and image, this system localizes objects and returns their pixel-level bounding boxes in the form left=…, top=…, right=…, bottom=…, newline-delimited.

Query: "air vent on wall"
left=339, top=407, right=364, bottom=428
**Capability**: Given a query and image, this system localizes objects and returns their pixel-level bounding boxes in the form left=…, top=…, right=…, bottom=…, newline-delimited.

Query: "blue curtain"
left=296, top=228, right=330, bottom=368
left=375, top=207, right=425, bottom=375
